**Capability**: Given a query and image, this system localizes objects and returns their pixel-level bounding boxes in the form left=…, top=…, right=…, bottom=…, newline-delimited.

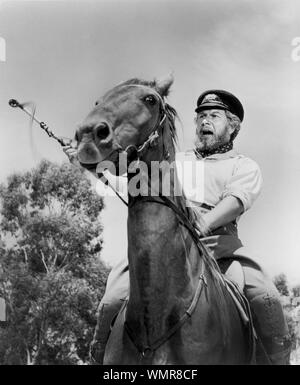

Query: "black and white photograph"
left=0, top=0, right=300, bottom=367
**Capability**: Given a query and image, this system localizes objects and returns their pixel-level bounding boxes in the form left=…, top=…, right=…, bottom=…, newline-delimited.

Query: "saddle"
left=223, top=260, right=245, bottom=291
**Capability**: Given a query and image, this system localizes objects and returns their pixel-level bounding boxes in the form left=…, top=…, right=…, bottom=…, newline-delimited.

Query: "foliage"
left=0, top=160, right=109, bottom=365
left=272, top=273, right=300, bottom=364
left=273, top=273, right=289, bottom=297
left=285, top=311, right=298, bottom=351
left=292, top=285, right=300, bottom=298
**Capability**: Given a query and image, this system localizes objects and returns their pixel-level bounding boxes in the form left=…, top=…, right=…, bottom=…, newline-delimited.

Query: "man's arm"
left=200, top=196, right=244, bottom=235
left=199, top=156, right=263, bottom=236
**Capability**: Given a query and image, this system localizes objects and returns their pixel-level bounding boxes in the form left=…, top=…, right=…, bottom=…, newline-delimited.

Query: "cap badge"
left=202, top=94, right=220, bottom=103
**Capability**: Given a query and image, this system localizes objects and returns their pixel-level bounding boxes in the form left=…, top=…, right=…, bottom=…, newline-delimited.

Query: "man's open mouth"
left=201, top=130, right=213, bottom=135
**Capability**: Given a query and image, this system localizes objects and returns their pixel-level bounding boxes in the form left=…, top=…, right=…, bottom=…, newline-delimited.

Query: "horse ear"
left=155, top=73, right=174, bottom=97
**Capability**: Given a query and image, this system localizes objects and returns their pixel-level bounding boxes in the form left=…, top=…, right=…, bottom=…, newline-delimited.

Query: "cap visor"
left=195, top=103, right=227, bottom=113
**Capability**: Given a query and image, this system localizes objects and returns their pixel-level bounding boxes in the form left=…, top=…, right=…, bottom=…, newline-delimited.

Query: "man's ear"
left=155, top=73, right=174, bottom=97
left=227, top=125, right=236, bottom=136
left=226, top=116, right=236, bottom=137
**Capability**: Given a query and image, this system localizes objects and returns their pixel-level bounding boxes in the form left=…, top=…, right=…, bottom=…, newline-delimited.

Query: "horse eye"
left=95, top=101, right=99, bottom=106
left=144, top=95, right=156, bottom=106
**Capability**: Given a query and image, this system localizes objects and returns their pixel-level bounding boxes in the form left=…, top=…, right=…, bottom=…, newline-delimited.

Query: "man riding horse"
left=64, top=85, right=291, bottom=365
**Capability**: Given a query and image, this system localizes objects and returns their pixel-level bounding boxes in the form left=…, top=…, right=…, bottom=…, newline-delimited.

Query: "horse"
left=74, top=75, right=253, bottom=364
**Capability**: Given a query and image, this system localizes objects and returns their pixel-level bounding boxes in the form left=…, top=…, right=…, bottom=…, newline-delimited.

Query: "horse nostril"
left=95, top=123, right=110, bottom=140
left=75, top=130, right=80, bottom=142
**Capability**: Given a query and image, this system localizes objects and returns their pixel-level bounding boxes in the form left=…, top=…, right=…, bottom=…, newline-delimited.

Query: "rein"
left=125, top=260, right=208, bottom=361
left=124, top=195, right=223, bottom=361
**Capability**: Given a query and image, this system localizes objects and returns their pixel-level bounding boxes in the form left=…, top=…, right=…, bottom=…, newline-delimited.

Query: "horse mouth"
left=77, top=142, right=102, bottom=169
left=79, top=162, right=99, bottom=171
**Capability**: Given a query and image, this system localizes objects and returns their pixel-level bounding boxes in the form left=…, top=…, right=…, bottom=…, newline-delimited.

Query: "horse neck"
left=126, top=122, right=202, bottom=345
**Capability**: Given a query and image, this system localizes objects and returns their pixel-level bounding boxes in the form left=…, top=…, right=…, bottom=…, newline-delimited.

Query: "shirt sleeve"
left=222, top=157, right=263, bottom=212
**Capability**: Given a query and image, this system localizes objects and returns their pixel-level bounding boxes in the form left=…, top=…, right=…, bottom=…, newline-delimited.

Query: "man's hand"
left=196, top=218, right=212, bottom=237
left=193, top=206, right=212, bottom=237
left=62, top=140, right=80, bottom=167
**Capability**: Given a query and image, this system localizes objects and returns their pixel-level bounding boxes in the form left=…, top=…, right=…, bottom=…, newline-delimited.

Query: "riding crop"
left=8, top=98, right=128, bottom=206
left=9, top=98, right=66, bottom=146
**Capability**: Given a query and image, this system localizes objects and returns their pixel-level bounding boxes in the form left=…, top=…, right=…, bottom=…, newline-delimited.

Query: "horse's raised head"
left=75, top=74, right=174, bottom=175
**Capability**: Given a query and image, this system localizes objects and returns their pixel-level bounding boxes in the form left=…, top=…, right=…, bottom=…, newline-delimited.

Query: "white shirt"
left=175, top=149, right=263, bottom=212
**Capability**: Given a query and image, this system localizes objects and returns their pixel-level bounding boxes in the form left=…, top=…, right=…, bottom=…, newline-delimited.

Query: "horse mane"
left=164, top=101, right=224, bottom=283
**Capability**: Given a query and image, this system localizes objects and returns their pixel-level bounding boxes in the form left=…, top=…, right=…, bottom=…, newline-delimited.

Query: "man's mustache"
left=200, top=124, right=214, bottom=135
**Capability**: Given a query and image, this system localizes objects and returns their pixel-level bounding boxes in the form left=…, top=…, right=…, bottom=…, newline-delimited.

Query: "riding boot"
left=89, top=300, right=124, bottom=365
left=249, top=293, right=291, bottom=365
left=257, top=335, right=292, bottom=365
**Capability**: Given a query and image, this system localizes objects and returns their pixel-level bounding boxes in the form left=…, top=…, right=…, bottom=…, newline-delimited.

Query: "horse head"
left=75, top=74, right=175, bottom=176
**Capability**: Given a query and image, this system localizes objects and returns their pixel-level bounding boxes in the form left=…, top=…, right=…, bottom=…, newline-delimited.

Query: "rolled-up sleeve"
left=222, top=157, right=263, bottom=212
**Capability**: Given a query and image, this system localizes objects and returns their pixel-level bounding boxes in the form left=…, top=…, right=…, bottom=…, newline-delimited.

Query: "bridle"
left=95, top=109, right=167, bottom=180
left=120, top=85, right=167, bottom=157
left=95, top=85, right=168, bottom=170
left=89, top=84, right=169, bottom=205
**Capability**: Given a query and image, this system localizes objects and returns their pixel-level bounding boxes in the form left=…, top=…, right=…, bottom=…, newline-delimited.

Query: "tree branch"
left=22, top=247, right=28, bottom=265
left=26, top=347, right=33, bottom=365
left=40, top=250, right=49, bottom=274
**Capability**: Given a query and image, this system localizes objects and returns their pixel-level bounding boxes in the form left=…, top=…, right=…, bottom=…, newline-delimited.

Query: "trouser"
left=218, top=248, right=291, bottom=364
left=90, top=246, right=291, bottom=364
left=90, top=258, right=129, bottom=364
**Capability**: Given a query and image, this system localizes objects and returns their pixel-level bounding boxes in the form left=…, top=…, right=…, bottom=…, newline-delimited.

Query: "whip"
left=8, top=98, right=66, bottom=146
left=8, top=98, right=128, bottom=206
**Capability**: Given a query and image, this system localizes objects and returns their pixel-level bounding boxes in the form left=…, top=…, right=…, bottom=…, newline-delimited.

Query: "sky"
left=0, top=0, right=300, bottom=285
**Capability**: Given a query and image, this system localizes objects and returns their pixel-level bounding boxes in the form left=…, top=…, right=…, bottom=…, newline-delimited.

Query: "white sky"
left=0, top=0, right=300, bottom=286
